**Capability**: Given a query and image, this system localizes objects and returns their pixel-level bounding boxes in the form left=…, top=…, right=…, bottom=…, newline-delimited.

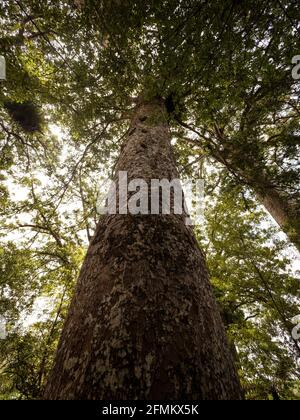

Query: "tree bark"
left=44, top=97, right=242, bottom=400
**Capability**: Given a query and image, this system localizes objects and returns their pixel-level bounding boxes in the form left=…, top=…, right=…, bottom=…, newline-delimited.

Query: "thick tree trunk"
left=44, top=97, right=242, bottom=400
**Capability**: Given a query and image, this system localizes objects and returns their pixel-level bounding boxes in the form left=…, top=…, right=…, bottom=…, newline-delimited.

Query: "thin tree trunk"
left=44, top=97, right=242, bottom=400
left=256, top=187, right=300, bottom=252
left=210, top=143, right=300, bottom=252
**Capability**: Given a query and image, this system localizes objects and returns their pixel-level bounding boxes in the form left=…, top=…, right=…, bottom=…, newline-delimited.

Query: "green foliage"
left=0, top=0, right=299, bottom=399
left=197, top=174, right=300, bottom=400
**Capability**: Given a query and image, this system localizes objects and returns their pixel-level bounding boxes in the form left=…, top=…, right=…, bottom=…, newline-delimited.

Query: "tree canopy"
left=0, top=0, right=299, bottom=399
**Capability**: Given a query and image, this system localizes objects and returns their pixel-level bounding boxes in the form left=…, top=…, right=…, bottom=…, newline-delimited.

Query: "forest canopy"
left=0, top=0, right=299, bottom=400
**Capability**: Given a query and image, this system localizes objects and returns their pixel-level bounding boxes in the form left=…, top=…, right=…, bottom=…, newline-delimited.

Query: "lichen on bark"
left=44, top=97, right=242, bottom=400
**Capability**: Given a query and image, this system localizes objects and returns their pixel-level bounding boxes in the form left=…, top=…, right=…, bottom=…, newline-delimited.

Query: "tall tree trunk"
left=44, top=97, right=241, bottom=400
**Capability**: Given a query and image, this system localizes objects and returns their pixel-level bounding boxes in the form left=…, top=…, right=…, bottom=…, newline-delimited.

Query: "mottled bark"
left=44, top=97, right=242, bottom=400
